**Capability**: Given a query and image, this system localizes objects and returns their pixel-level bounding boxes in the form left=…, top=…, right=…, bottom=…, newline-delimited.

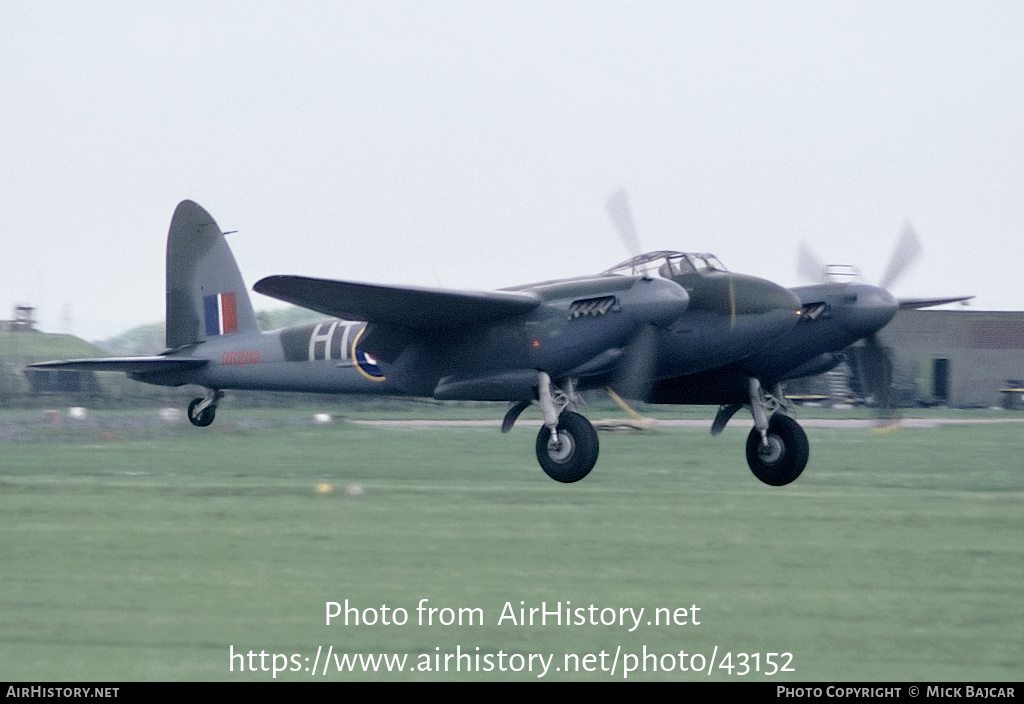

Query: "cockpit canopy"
left=603, top=250, right=728, bottom=279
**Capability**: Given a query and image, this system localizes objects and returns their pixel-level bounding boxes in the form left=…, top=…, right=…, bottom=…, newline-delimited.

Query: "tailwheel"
left=535, top=410, right=599, bottom=483
left=745, top=414, right=808, bottom=486
left=187, top=396, right=217, bottom=427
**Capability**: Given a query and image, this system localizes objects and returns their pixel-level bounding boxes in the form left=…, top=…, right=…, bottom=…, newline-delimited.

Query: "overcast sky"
left=3, top=1, right=1022, bottom=340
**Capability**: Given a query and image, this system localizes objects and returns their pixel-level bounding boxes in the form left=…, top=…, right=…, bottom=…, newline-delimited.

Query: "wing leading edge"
left=898, top=295, right=974, bottom=310
left=254, top=275, right=542, bottom=329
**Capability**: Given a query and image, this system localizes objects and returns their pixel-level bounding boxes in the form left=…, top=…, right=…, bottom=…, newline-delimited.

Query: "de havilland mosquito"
left=31, top=199, right=967, bottom=485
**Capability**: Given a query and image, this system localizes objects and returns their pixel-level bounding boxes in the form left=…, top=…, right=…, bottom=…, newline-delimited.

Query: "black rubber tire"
left=187, top=397, right=216, bottom=428
left=745, top=414, right=809, bottom=486
left=535, top=411, right=600, bottom=483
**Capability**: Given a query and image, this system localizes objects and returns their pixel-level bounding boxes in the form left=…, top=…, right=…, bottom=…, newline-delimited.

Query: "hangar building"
left=878, top=309, right=1024, bottom=409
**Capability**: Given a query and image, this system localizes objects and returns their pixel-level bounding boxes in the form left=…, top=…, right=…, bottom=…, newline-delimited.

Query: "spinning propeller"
left=797, top=224, right=968, bottom=413
left=797, top=223, right=969, bottom=310
left=602, top=190, right=673, bottom=412
left=606, top=188, right=644, bottom=260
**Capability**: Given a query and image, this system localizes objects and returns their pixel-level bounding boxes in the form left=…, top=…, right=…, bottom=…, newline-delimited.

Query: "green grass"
left=0, top=330, right=105, bottom=359
left=1, top=413, right=1021, bottom=681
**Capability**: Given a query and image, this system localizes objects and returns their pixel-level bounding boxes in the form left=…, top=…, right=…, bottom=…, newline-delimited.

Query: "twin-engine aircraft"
left=31, top=200, right=963, bottom=485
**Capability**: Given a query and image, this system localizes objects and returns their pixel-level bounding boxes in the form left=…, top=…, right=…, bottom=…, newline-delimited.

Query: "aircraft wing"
left=254, top=275, right=542, bottom=329
left=27, top=356, right=208, bottom=373
left=898, top=295, right=974, bottom=310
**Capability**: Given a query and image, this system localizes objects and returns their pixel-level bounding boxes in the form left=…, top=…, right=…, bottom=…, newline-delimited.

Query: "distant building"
left=880, top=309, right=1024, bottom=408
left=0, top=305, right=37, bottom=332
left=0, top=306, right=104, bottom=400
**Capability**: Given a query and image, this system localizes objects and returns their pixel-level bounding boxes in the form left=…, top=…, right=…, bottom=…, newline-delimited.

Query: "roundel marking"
left=351, top=326, right=387, bottom=382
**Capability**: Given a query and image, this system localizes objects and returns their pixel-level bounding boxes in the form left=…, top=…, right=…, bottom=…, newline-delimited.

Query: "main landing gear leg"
left=744, top=379, right=808, bottom=486
left=534, top=372, right=599, bottom=483
left=187, top=390, right=222, bottom=428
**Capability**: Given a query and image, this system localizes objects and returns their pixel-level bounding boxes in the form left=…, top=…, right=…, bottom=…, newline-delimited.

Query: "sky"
left=2, top=1, right=1023, bottom=341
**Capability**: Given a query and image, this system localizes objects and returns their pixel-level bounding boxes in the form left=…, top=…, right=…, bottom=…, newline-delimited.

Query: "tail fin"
left=165, top=200, right=260, bottom=349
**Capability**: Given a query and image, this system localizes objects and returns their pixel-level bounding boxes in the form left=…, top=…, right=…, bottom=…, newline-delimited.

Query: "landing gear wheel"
left=187, top=397, right=216, bottom=427
left=745, top=414, right=808, bottom=486
left=535, top=411, right=599, bottom=483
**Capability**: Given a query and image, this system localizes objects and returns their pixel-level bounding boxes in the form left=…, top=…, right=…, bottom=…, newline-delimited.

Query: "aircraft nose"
left=739, top=275, right=803, bottom=342
left=733, top=275, right=803, bottom=319
left=839, top=284, right=899, bottom=337
left=721, top=274, right=802, bottom=347
left=658, top=273, right=801, bottom=374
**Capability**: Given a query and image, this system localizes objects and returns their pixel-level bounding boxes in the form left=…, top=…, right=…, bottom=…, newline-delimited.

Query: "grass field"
left=1, top=408, right=1021, bottom=681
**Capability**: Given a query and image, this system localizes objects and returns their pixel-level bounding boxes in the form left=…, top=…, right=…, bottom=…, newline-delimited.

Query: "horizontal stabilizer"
left=254, top=275, right=542, bottom=329
left=28, top=356, right=208, bottom=374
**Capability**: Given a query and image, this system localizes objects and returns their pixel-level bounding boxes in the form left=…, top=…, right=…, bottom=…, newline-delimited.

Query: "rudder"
left=165, top=200, right=259, bottom=348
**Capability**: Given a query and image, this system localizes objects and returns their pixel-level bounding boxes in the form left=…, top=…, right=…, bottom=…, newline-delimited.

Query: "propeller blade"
left=597, top=388, right=657, bottom=431
left=879, top=223, right=923, bottom=290
left=609, top=324, right=659, bottom=402
left=797, top=242, right=827, bottom=284
left=606, top=188, right=643, bottom=258
left=605, top=387, right=647, bottom=420
left=856, top=333, right=894, bottom=412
